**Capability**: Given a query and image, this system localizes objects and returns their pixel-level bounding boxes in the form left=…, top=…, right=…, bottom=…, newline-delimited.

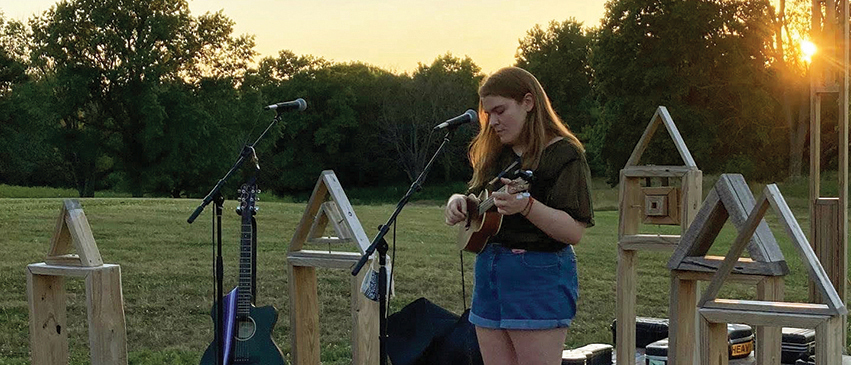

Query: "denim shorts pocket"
left=520, top=250, right=560, bottom=269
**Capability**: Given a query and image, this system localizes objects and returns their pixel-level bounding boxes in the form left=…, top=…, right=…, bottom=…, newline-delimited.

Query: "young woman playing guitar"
left=443, top=67, right=594, bottom=365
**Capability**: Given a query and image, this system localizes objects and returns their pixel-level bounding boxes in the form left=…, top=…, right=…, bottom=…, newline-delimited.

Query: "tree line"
left=0, top=0, right=821, bottom=198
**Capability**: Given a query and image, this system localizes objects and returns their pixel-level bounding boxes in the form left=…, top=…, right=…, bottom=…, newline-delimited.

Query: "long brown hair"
left=468, top=67, right=583, bottom=189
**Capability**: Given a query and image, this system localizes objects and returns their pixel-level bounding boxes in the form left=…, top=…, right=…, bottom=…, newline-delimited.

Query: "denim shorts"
left=469, top=243, right=578, bottom=330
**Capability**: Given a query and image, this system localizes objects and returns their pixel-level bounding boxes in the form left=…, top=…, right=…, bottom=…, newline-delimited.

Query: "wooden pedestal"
left=27, top=263, right=127, bottom=365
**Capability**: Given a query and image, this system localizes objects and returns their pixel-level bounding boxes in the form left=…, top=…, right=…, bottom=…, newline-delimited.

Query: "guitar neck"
left=478, top=185, right=509, bottom=215
left=237, top=206, right=254, bottom=318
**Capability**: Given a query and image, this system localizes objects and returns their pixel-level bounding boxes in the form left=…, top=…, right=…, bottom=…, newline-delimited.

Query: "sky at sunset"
left=2, top=0, right=608, bottom=74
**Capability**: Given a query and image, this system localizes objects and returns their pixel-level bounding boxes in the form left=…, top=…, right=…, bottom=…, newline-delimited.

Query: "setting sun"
left=801, top=39, right=817, bottom=63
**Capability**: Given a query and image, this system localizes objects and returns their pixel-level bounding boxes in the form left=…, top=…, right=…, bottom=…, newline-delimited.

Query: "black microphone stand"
left=352, top=125, right=459, bottom=365
left=187, top=110, right=286, bottom=365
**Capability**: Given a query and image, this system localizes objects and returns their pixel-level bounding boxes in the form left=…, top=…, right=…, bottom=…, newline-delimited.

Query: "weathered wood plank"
left=625, top=106, right=696, bottom=168
left=288, top=265, right=320, bottom=365
left=765, top=185, right=846, bottom=313
left=322, top=171, right=371, bottom=253
left=28, top=263, right=119, bottom=278
left=715, top=174, right=783, bottom=263
left=755, top=277, right=783, bottom=365
left=677, top=256, right=787, bottom=276
left=625, top=108, right=665, bottom=168
left=704, top=299, right=834, bottom=316
left=700, top=308, right=828, bottom=328
left=700, top=316, right=729, bottom=365
left=287, top=250, right=362, bottom=269
left=351, top=267, right=378, bottom=365
left=622, top=165, right=692, bottom=177
left=289, top=175, right=330, bottom=253
left=698, top=193, right=770, bottom=306
left=85, top=266, right=128, bottom=365
left=668, top=189, right=725, bottom=270
left=615, top=249, right=636, bottom=365
left=669, top=277, right=698, bottom=365
left=28, top=272, right=68, bottom=365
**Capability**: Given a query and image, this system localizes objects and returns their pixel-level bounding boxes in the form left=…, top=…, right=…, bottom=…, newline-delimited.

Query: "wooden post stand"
left=28, top=263, right=127, bottom=365
left=809, top=0, right=849, bottom=351
left=27, top=200, right=127, bottom=365
left=616, top=106, right=702, bottom=365
left=287, top=171, right=380, bottom=365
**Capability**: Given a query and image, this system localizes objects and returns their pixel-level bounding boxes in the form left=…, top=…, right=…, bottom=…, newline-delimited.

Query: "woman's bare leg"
left=476, top=326, right=519, bottom=365
left=506, top=327, right=567, bottom=365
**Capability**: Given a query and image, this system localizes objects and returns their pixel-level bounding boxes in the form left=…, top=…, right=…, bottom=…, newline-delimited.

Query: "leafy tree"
left=0, top=14, right=71, bottom=188
left=29, top=0, right=255, bottom=196
left=0, top=80, right=75, bottom=188
left=255, top=58, right=403, bottom=194
left=593, top=0, right=780, bottom=183
left=767, top=0, right=811, bottom=177
left=251, top=53, right=481, bottom=196
left=380, top=53, right=482, bottom=183
left=254, top=50, right=330, bottom=82
left=0, top=12, right=29, bottom=67
left=516, top=19, right=595, bottom=132
left=0, top=13, right=28, bottom=96
left=515, top=19, right=601, bottom=174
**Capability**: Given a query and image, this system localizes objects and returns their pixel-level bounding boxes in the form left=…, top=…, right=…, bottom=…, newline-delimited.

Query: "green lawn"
left=0, top=176, right=847, bottom=364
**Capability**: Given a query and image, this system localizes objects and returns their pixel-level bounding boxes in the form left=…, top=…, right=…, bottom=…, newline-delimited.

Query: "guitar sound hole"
left=235, top=317, right=256, bottom=341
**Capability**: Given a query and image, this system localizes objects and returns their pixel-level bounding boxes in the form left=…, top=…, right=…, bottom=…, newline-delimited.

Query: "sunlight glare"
left=801, top=40, right=817, bottom=63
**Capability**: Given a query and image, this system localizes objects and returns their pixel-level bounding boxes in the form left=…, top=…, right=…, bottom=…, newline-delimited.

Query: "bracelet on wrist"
left=521, top=197, right=534, bottom=217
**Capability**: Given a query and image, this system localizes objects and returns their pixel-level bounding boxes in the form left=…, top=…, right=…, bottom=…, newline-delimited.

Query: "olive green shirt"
left=468, top=139, right=595, bottom=252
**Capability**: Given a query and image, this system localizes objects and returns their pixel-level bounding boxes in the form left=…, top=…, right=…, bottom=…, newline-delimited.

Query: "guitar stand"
left=187, top=109, right=285, bottom=365
left=352, top=126, right=458, bottom=365
left=213, top=193, right=225, bottom=365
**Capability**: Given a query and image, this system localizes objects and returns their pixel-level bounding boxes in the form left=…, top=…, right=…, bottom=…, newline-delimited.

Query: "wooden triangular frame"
left=305, top=201, right=354, bottom=245
left=625, top=106, right=697, bottom=168
left=667, top=174, right=787, bottom=276
left=45, top=199, right=103, bottom=267
left=289, top=170, right=370, bottom=254
left=698, top=184, right=846, bottom=316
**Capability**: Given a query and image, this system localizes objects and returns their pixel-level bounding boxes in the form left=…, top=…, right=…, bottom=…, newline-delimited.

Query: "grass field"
left=0, top=175, right=847, bottom=364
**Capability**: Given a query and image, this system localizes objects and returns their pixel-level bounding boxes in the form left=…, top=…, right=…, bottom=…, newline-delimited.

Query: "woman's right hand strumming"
left=444, top=193, right=476, bottom=226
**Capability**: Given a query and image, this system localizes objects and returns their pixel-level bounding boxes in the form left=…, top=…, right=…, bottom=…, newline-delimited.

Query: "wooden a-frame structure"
left=616, top=106, right=702, bottom=365
left=697, top=184, right=846, bottom=365
left=666, top=174, right=789, bottom=365
left=287, top=170, right=381, bottom=365
left=668, top=174, right=787, bottom=275
left=45, top=199, right=103, bottom=267
left=28, top=200, right=127, bottom=365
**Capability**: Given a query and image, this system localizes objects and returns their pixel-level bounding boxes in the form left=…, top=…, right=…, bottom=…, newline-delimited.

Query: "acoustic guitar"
left=457, top=171, right=532, bottom=253
left=200, top=180, right=285, bottom=365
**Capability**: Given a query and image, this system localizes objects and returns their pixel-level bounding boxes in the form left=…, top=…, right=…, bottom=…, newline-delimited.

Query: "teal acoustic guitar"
left=200, top=181, right=285, bottom=365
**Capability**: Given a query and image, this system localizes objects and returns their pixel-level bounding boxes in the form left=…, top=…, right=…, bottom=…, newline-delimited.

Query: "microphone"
left=433, top=109, right=477, bottom=130
left=263, top=98, right=307, bottom=111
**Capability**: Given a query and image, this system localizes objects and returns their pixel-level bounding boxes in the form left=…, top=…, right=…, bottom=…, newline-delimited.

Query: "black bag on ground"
left=610, top=317, right=669, bottom=348
left=386, top=297, right=467, bottom=365
left=424, top=309, right=484, bottom=365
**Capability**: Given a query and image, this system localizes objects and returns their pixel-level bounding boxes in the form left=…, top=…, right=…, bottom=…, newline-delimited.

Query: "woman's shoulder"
left=543, top=138, right=583, bottom=165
